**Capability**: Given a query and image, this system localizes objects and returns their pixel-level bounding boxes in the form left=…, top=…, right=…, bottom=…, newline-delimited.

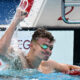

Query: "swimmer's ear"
left=29, top=43, right=33, bottom=48
left=30, top=41, right=37, bottom=48
left=29, top=42, right=36, bottom=48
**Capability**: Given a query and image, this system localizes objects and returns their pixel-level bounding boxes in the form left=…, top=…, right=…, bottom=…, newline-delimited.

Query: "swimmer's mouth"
left=41, top=51, right=51, bottom=56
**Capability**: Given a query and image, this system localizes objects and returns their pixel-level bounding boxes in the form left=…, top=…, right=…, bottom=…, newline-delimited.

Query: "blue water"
left=0, top=69, right=80, bottom=80
left=0, top=0, right=20, bottom=24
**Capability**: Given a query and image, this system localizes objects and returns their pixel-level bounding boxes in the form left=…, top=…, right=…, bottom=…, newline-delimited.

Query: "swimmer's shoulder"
left=41, top=60, right=58, bottom=66
left=40, top=60, right=57, bottom=70
left=38, top=60, right=57, bottom=73
left=7, top=46, right=27, bottom=62
left=8, top=46, right=26, bottom=56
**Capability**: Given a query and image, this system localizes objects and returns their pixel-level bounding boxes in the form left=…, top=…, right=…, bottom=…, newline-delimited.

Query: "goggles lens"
left=40, top=44, right=53, bottom=50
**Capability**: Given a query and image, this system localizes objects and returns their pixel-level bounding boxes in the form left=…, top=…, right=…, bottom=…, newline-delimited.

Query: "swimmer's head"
left=31, top=28, right=55, bottom=43
left=30, top=28, right=55, bottom=61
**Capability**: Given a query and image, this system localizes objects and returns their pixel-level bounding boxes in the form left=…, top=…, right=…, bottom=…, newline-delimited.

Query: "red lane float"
left=67, top=69, right=80, bottom=75
left=19, top=0, right=34, bottom=17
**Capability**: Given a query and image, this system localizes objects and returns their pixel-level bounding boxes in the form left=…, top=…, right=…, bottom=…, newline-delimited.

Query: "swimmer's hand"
left=13, top=8, right=27, bottom=23
left=66, top=69, right=80, bottom=75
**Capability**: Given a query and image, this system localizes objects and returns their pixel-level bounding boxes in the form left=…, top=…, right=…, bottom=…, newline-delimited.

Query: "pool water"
left=0, top=69, right=80, bottom=80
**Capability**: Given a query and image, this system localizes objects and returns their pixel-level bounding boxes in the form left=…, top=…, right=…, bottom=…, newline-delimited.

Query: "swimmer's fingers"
left=14, top=8, right=27, bottom=22
left=21, top=11, right=28, bottom=16
left=17, top=7, right=28, bottom=16
left=20, top=11, right=28, bottom=21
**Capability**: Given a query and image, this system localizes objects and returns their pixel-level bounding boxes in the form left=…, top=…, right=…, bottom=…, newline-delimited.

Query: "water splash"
left=11, top=24, right=21, bottom=51
left=1, top=0, right=47, bottom=28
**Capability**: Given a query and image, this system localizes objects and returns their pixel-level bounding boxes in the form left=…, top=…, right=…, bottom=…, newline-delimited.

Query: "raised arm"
left=0, top=8, right=27, bottom=54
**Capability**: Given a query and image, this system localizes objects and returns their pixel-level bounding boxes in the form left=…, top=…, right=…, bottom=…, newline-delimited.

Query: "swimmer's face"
left=33, top=38, right=53, bottom=61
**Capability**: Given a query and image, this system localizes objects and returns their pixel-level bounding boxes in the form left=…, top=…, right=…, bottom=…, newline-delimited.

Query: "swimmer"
left=0, top=8, right=80, bottom=74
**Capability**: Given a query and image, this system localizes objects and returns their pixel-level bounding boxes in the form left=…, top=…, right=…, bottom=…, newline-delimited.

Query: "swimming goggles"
left=40, top=44, right=53, bottom=51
